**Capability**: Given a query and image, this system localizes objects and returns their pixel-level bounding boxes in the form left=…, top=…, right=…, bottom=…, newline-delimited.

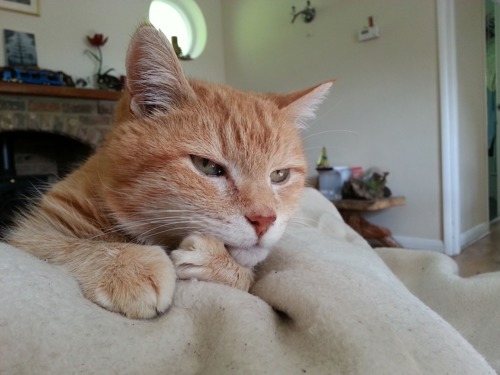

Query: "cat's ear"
left=125, top=24, right=195, bottom=117
left=269, top=81, right=333, bottom=129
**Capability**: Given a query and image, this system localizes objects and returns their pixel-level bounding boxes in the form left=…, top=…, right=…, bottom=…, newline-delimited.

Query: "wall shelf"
left=0, top=82, right=122, bottom=101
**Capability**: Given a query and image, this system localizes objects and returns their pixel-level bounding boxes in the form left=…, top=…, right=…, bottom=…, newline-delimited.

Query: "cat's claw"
left=170, top=234, right=254, bottom=292
left=87, top=244, right=176, bottom=319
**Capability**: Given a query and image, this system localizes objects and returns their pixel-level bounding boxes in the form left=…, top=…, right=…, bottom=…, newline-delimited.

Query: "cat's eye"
left=270, top=169, right=290, bottom=184
left=190, top=155, right=225, bottom=177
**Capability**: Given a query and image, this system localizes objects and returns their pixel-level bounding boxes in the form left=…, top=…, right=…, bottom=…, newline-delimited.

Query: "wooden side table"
left=333, top=196, right=406, bottom=248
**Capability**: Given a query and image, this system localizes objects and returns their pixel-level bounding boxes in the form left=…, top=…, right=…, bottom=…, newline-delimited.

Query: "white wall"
left=181, top=0, right=226, bottom=82
left=221, top=0, right=488, bottom=251
left=455, top=0, right=489, bottom=245
left=0, top=0, right=225, bottom=83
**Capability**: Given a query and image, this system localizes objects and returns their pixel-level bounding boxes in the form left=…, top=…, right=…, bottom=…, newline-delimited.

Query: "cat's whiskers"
left=139, top=224, right=211, bottom=244
left=87, top=217, right=203, bottom=241
left=144, top=224, right=209, bottom=236
left=290, top=215, right=317, bottom=223
left=127, top=210, right=196, bottom=219
left=120, top=211, right=196, bottom=222
left=117, top=214, right=210, bottom=238
left=289, top=216, right=318, bottom=228
left=86, top=206, right=203, bottom=239
left=137, top=209, right=195, bottom=214
left=117, top=219, right=197, bottom=233
left=302, top=129, right=360, bottom=142
left=95, top=154, right=116, bottom=194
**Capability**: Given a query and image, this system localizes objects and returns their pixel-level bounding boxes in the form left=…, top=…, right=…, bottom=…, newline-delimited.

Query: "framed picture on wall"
left=4, top=29, right=38, bottom=67
left=0, top=0, right=40, bottom=16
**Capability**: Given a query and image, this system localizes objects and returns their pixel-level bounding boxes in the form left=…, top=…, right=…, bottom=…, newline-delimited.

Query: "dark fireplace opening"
left=0, top=131, right=93, bottom=234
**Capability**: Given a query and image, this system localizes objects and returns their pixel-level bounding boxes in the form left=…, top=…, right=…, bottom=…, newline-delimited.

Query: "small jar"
left=317, top=167, right=342, bottom=200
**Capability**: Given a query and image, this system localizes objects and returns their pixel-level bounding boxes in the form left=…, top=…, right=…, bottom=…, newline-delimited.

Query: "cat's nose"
left=246, top=214, right=277, bottom=237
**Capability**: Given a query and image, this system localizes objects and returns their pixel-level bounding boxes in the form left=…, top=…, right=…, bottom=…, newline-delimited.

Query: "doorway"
left=486, top=0, right=500, bottom=222
left=486, top=0, right=497, bottom=221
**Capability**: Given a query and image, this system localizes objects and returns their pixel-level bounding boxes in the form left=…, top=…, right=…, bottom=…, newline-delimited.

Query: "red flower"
left=87, top=33, right=108, bottom=47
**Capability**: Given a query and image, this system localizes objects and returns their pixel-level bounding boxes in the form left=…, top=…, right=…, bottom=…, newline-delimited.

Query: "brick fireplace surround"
left=0, top=82, right=121, bottom=150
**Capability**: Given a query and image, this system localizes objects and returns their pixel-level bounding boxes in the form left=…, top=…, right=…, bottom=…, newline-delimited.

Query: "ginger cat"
left=6, top=25, right=331, bottom=319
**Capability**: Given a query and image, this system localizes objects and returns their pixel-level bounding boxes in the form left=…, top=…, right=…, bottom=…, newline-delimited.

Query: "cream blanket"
left=0, top=188, right=498, bottom=374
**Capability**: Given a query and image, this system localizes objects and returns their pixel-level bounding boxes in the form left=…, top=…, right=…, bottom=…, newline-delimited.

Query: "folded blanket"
left=377, top=247, right=500, bottom=373
left=0, top=188, right=496, bottom=374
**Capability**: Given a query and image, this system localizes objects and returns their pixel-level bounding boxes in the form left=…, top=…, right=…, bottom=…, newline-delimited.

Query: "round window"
left=149, top=0, right=207, bottom=59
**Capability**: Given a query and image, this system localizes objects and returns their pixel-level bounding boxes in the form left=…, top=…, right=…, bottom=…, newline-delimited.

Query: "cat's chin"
left=227, top=245, right=271, bottom=268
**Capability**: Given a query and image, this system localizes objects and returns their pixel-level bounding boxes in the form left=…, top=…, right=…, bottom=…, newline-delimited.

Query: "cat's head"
left=99, top=25, right=331, bottom=267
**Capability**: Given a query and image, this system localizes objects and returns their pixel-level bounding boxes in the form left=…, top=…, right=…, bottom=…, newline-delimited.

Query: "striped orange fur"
left=6, top=25, right=331, bottom=319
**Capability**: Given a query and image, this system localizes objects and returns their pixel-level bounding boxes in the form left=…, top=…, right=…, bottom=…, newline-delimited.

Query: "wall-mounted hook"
left=291, top=1, right=316, bottom=24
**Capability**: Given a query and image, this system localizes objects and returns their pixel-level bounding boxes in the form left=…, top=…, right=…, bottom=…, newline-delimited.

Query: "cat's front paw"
left=170, top=234, right=254, bottom=291
left=85, top=244, right=176, bottom=319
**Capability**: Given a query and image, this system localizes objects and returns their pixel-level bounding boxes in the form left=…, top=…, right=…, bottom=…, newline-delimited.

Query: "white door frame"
left=494, top=3, right=500, bottom=219
left=437, top=0, right=461, bottom=256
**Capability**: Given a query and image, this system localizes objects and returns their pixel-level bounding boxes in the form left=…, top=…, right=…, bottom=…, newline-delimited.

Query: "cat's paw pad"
left=91, top=245, right=176, bottom=319
left=170, top=234, right=253, bottom=291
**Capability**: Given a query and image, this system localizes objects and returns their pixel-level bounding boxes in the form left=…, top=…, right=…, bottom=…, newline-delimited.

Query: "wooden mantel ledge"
left=0, top=82, right=122, bottom=101
left=333, top=196, right=406, bottom=211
